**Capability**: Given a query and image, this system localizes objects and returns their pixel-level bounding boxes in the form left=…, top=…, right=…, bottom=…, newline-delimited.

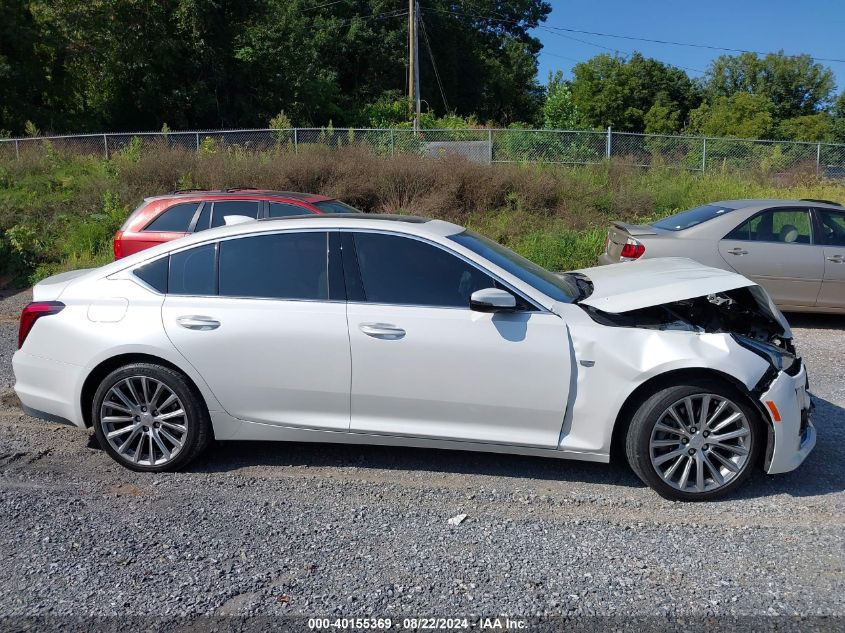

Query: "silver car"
left=599, top=199, right=845, bottom=313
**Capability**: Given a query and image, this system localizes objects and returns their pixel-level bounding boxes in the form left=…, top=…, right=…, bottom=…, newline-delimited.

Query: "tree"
left=569, top=53, right=700, bottom=131
left=688, top=93, right=774, bottom=139
left=0, top=0, right=552, bottom=133
left=777, top=114, right=833, bottom=142
left=542, top=71, right=580, bottom=129
left=703, top=51, right=836, bottom=121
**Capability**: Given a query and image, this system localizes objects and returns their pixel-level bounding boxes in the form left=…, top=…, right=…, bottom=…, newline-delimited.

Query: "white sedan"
left=13, top=214, right=815, bottom=500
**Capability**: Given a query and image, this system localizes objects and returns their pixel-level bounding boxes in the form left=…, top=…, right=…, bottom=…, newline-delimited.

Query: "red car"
left=113, top=189, right=361, bottom=258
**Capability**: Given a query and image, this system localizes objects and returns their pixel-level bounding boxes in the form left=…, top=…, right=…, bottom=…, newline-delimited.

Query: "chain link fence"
left=2, top=127, right=844, bottom=177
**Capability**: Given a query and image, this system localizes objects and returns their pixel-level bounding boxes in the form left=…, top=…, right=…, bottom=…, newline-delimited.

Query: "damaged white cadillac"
left=12, top=215, right=815, bottom=500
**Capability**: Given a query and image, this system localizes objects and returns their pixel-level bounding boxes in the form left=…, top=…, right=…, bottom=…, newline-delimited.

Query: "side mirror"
left=470, top=288, right=517, bottom=312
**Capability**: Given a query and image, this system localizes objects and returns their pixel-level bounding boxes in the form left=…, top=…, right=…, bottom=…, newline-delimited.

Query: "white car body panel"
left=11, top=215, right=815, bottom=482
left=577, top=257, right=754, bottom=313
left=162, top=295, right=351, bottom=431
left=346, top=303, right=571, bottom=447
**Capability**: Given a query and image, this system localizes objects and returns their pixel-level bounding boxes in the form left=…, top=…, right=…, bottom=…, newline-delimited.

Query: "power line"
left=302, top=0, right=350, bottom=11
left=422, top=6, right=845, bottom=66
left=336, top=9, right=408, bottom=28
left=419, top=11, right=449, bottom=112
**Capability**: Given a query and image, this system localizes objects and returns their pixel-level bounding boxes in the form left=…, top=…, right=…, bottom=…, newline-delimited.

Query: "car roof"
left=107, top=214, right=465, bottom=271
left=710, top=198, right=843, bottom=210
left=144, top=189, right=334, bottom=203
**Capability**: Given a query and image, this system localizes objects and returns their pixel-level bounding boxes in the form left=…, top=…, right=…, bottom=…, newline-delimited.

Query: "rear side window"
left=313, top=200, right=362, bottom=214
left=269, top=202, right=311, bottom=218
left=169, top=243, right=217, bottom=295
left=725, top=208, right=813, bottom=244
left=653, top=204, right=736, bottom=231
left=210, top=201, right=260, bottom=228
left=144, top=203, right=199, bottom=232
left=218, top=232, right=328, bottom=300
left=133, top=257, right=168, bottom=293
left=352, top=232, right=495, bottom=307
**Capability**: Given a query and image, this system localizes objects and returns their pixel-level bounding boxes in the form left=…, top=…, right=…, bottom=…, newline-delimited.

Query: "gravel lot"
left=0, top=288, right=843, bottom=626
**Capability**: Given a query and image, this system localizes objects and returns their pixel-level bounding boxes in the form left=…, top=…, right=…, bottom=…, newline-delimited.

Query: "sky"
left=533, top=0, right=845, bottom=94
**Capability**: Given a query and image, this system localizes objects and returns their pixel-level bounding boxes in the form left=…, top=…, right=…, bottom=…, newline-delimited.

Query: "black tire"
left=92, top=363, right=211, bottom=472
left=625, top=378, right=763, bottom=502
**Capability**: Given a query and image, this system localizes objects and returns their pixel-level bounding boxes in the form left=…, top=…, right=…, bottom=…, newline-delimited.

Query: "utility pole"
left=408, top=0, right=421, bottom=132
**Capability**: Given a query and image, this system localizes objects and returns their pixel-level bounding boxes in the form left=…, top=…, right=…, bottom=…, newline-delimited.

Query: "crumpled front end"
left=570, top=281, right=816, bottom=473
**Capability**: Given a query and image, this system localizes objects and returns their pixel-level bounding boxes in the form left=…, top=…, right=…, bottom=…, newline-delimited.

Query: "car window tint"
left=169, top=243, right=217, bottom=295
left=210, top=201, right=260, bottom=228
left=816, top=210, right=845, bottom=246
left=725, top=209, right=812, bottom=244
left=269, top=202, right=311, bottom=218
left=133, top=257, right=168, bottom=293
left=313, top=200, right=362, bottom=214
left=218, top=232, right=328, bottom=300
left=193, top=203, right=211, bottom=232
left=144, top=203, right=199, bottom=232
left=352, top=232, right=496, bottom=307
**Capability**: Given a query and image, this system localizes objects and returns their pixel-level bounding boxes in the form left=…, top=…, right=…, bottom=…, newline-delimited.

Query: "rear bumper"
left=12, top=350, right=85, bottom=429
left=759, top=363, right=816, bottom=474
left=597, top=253, right=616, bottom=266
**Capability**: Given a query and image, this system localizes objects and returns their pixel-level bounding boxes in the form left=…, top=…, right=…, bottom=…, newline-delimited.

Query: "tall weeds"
left=1, top=145, right=843, bottom=285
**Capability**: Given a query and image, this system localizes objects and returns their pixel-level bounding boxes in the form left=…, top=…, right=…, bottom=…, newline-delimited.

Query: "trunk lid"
left=32, top=269, right=92, bottom=301
left=575, top=257, right=754, bottom=313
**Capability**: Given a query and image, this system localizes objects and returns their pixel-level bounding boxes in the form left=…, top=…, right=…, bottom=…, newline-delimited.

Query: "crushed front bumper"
left=759, top=362, right=816, bottom=474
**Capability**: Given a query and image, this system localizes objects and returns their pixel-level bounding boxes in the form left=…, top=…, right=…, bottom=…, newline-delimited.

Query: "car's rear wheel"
left=92, top=363, right=211, bottom=472
left=625, top=379, right=763, bottom=501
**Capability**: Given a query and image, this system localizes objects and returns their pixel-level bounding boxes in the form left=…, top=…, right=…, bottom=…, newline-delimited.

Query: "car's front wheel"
left=92, top=363, right=211, bottom=472
left=625, top=379, right=763, bottom=501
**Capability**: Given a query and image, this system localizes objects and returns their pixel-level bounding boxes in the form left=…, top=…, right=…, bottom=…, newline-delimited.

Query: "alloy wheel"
left=99, top=376, right=188, bottom=466
left=649, top=393, right=752, bottom=494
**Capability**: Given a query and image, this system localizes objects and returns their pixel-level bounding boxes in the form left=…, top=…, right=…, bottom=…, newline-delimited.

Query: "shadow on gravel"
left=196, top=440, right=647, bottom=490
left=186, top=395, right=845, bottom=500
left=784, top=312, right=845, bottom=330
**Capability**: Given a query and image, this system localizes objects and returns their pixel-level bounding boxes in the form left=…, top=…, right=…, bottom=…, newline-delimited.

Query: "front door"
left=162, top=231, right=351, bottom=430
left=344, top=231, right=571, bottom=448
left=718, top=207, right=824, bottom=307
left=815, top=208, right=845, bottom=309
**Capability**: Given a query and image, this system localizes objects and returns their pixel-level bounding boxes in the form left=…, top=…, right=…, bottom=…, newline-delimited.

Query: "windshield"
left=653, top=204, right=737, bottom=231
left=448, top=230, right=588, bottom=303
left=313, top=200, right=362, bottom=214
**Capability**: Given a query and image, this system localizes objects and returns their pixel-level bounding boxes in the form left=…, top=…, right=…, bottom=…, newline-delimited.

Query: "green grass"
left=1, top=145, right=843, bottom=285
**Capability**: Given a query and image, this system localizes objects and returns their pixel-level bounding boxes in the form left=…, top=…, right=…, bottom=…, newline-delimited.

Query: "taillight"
left=18, top=302, right=65, bottom=349
left=620, top=238, right=645, bottom=260
left=113, top=231, right=124, bottom=259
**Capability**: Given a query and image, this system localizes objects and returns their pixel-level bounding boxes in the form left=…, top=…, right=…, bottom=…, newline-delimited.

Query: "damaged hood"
left=575, top=257, right=754, bottom=314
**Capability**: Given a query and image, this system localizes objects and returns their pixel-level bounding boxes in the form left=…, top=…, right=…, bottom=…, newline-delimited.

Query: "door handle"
left=826, top=254, right=844, bottom=263
left=359, top=323, right=406, bottom=340
left=177, top=315, right=220, bottom=331
left=727, top=247, right=749, bottom=256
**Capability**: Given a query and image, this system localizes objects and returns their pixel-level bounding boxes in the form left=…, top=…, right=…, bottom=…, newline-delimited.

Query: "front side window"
left=210, top=200, right=261, bottom=229
left=352, top=232, right=497, bottom=308
left=218, top=232, right=329, bottom=300
left=816, top=209, right=845, bottom=246
left=725, top=208, right=813, bottom=244
left=169, top=243, right=217, bottom=295
left=144, top=202, right=199, bottom=232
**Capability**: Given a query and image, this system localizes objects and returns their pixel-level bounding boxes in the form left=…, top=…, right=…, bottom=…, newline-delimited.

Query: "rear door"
left=162, top=231, right=351, bottom=430
left=717, top=207, right=823, bottom=307
left=814, top=208, right=845, bottom=309
left=344, top=231, right=571, bottom=448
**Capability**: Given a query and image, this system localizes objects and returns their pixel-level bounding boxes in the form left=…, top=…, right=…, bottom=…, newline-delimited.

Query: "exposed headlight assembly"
left=732, top=334, right=797, bottom=373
